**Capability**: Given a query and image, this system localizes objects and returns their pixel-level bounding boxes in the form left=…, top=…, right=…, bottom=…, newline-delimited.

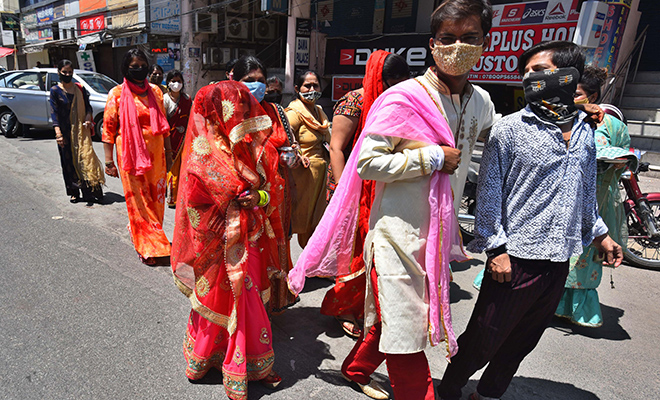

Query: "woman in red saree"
left=321, top=51, right=409, bottom=338
left=231, top=55, right=299, bottom=315
left=103, top=48, right=172, bottom=266
left=172, top=81, right=285, bottom=400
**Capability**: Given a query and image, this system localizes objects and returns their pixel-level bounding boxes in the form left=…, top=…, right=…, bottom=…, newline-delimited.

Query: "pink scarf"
left=288, top=78, right=466, bottom=358
left=119, top=78, right=169, bottom=175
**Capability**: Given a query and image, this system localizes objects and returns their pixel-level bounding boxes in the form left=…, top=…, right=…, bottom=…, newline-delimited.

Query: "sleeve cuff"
left=591, top=217, right=609, bottom=239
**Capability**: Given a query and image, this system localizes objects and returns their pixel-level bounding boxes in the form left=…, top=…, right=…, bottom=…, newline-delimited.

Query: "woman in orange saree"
left=102, top=48, right=172, bottom=266
left=171, top=81, right=285, bottom=400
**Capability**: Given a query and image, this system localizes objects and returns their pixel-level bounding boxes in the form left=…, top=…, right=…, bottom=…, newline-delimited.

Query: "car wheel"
left=0, top=109, right=21, bottom=138
left=93, top=114, right=103, bottom=141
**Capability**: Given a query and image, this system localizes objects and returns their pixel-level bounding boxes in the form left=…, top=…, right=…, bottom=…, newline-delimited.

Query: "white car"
left=0, top=68, right=118, bottom=138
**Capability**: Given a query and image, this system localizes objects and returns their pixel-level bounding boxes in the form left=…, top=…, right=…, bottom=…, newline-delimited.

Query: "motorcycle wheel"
left=459, top=195, right=476, bottom=245
left=623, top=200, right=660, bottom=270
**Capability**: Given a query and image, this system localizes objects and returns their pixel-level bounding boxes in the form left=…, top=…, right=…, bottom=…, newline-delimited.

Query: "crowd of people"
left=47, top=0, right=633, bottom=399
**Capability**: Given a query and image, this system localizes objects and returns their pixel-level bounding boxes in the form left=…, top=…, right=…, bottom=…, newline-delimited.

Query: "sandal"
left=138, top=254, right=157, bottom=266
left=70, top=195, right=79, bottom=203
left=342, top=373, right=389, bottom=399
left=261, top=370, right=282, bottom=389
left=336, top=316, right=362, bottom=339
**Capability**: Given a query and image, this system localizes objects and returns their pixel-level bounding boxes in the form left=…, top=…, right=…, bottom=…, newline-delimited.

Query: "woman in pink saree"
left=172, top=81, right=285, bottom=400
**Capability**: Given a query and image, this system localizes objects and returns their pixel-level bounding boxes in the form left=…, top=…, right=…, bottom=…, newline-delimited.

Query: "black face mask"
left=59, top=73, right=73, bottom=84
left=523, top=67, right=580, bottom=124
left=127, top=67, right=149, bottom=82
left=263, top=91, right=283, bottom=104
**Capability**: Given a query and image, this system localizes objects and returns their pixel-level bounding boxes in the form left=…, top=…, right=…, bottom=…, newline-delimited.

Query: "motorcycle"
left=458, top=158, right=660, bottom=270
left=621, top=161, right=660, bottom=270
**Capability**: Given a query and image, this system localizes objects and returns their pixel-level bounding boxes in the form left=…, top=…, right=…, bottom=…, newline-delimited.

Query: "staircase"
left=621, top=71, right=660, bottom=153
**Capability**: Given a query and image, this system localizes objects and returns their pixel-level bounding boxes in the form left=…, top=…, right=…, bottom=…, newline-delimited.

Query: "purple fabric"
left=288, top=78, right=466, bottom=357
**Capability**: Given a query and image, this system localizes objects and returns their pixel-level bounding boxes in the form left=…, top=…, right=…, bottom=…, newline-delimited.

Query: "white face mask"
left=168, top=81, right=183, bottom=92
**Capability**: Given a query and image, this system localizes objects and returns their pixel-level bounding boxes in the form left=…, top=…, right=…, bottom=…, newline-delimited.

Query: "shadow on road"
left=434, top=376, right=599, bottom=399
left=17, top=128, right=55, bottom=141
left=549, top=303, right=630, bottom=341
left=451, top=258, right=484, bottom=273
left=450, top=281, right=474, bottom=304
left=242, top=305, right=338, bottom=398
left=300, top=276, right=333, bottom=294
left=101, top=191, right=126, bottom=204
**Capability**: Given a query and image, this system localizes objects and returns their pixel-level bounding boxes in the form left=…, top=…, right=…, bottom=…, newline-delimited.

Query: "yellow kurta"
left=358, top=133, right=436, bottom=354
left=285, top=98, right=331, bottom=247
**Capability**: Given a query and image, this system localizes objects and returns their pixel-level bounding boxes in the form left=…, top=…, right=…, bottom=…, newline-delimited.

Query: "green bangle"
left=256, top=190, right=270, bottom=207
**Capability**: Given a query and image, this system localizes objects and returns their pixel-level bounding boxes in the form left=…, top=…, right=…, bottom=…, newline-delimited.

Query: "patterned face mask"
left=523, top=67, right=580, bottom=124
left=432, top=42, right=483, bottom=76
left=300, top=90, right=322, bottom=103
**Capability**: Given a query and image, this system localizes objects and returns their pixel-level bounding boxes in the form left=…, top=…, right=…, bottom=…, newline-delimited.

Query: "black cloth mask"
left=263, top=92, right=283, bottom=104
left=523, top=67, right=580, bottom=124
left=127, top=67, right=149, bottom=82
left=59, top=73, right=73, bottom=84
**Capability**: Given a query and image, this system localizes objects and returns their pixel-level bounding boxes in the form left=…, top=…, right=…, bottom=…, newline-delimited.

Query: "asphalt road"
left=1, top=130, right=659, bottom=400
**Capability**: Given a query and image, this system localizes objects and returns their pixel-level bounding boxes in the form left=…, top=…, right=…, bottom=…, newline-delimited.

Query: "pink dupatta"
left=119, top=78, right=169, bottom=175
left=288, top=77, right=466, bottom=358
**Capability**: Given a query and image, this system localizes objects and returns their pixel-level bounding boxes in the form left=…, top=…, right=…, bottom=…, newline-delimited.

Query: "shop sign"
left=21, top=12, right=37, bottom=28
left=53, top=5, right=65, bottom=20
left=326, top=34, right=430, bottom=75
left=2, top=30, right=14, bottom=46
left=79, top=14, right=105, bottom=35
left=38, top=28, right=53, bottom=40
left=332, top=76, right=363, bottom=101
left=1, top=13, right=20, bottom=31
left=150, top=0, right=181, bottom=34
left=77, top=50, right=97, bottom=72
left=492, top=0, right=579, bottom=27
left=296, top=18, right=311, bottom=37
left=23, top=29, right=40, bottom=43
left=295, top=37, right=309, bottom=66
left=261, top=0, right=288, bottom=14
left=592, top=0, right=631, bottom=72
left=80, top=0, right=107, bottom=13
left=468, top=22, right=576, bottom=83
left=36, top=5, right=53, bottom=26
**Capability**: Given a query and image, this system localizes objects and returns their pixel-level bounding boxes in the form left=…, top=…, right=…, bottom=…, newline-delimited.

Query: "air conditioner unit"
left=254, top=19, right=276, bottom=40
left=203, top=47, right=232, bottom=68
left=195, top=13, right=218, bottom=33
left=225, top=16, right=249, bottom=40
left=227, top=0, right=249, bottom=14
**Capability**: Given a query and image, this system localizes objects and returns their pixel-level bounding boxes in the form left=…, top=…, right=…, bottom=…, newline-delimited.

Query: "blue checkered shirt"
left=467, top=106, right=608, bottom=262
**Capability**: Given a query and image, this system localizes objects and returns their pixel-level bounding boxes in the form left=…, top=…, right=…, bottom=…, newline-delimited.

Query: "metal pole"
left=632, top=32, right=647, bottom=83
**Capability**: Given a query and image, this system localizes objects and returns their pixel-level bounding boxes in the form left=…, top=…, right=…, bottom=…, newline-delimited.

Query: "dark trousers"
left=438, top=256, right=569, bottom=400
left=341, top=266, right=435, bottom=400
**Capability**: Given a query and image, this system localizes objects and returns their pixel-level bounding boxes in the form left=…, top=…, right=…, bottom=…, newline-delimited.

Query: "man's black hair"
left=518, top=41, right=585, bottom=77
left=431, top=0, right=493, bottom=37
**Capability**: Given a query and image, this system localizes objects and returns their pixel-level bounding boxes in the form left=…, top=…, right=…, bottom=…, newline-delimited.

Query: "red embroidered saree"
left=320, top=50, right=391, bottom=320
left=172, top=81, right=285, bottom=400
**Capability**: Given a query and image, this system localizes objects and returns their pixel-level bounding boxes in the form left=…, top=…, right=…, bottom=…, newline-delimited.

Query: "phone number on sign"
left=469, top=73, right=521, bottom=81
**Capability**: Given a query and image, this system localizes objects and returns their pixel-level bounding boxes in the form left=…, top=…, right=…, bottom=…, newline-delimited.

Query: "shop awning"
left=0, top=47, right=14, bottom=58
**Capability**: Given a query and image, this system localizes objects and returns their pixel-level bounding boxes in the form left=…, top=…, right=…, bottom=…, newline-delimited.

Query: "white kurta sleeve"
left=357, top=134, right=433, bottom=183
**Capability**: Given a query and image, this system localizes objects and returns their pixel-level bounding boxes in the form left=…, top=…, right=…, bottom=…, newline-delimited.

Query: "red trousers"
left=341, top=267, right=435, bottom=400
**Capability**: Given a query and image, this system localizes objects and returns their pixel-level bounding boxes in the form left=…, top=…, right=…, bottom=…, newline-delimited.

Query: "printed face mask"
left=168, top=81, right=183, bottom=92
left=573, top=97, right=589, bottom=105
left=127, top=66, right=149, bottom=82
left=300, top=90, right=322, bottom=103
left=243, top=81, right=266, bottom=103
left=432, top=42, right=483, bottom=76
left=523, top=67, right=580, bottom=124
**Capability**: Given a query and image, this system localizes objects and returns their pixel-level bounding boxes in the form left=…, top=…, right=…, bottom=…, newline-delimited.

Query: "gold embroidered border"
left=186, top=290, right=239, bottom=335
left=229, top=115, right=272, bottom=145
left=336, top=267, right=366, bottom=283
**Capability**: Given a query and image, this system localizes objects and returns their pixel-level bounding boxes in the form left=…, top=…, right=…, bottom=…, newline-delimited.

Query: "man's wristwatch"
left=486, top=244, right=507, bottom=259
